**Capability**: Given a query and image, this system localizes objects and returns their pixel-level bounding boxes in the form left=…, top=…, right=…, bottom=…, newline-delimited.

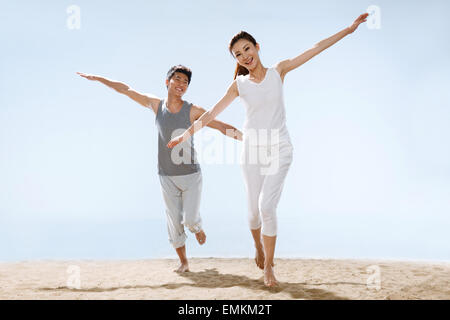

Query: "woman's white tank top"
left=236, top=66, right=291, bottom=146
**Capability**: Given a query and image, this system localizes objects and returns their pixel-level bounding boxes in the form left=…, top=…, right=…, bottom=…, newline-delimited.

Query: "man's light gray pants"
left=158, top=171, right=202, bottom=249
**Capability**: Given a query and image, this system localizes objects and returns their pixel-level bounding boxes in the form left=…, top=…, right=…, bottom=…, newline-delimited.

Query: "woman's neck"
left=248, top=62, right=267, bottom=81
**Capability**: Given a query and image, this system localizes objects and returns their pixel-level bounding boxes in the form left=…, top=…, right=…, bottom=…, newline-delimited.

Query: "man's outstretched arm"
left=76, top=72, right=160, bottom=114
left=191, top=105, right=243, bottom=141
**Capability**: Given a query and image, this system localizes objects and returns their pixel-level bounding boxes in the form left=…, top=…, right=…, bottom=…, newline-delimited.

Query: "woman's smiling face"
left=231, top=38, right=260, bottom=71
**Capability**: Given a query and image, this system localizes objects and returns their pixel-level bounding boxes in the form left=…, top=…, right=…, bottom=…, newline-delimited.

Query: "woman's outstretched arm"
left=276, top=13, right=369, bottom=80
left=76, top=72, right=160, bottom=114
left=167, top=81, right=239, bottom=148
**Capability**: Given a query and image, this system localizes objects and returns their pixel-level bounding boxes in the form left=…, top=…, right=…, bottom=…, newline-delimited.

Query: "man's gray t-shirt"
left=155, top=99, right=200, bottom=176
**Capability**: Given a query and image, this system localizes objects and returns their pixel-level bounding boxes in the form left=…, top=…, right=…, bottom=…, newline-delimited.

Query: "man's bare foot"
left=264, top=265, right=278, bottom=287
left=174, top=261, right=189, bottom=273
left=195, top=230, right=206, bottom=245
left=255, top=244, right=265, bottom=270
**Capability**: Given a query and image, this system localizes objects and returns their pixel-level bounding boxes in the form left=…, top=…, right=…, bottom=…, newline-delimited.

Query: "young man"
left=77, top=65, right=242, bottom=272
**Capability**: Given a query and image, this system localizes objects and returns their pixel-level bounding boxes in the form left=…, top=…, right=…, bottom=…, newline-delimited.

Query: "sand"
left=0, top=258, right=449, bottom=300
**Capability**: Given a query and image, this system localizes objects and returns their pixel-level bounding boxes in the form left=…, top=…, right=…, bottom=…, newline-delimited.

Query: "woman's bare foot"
left=174, top=261, right=190, bottom=273
left=254, top=243, right=275, bottom=269
left=254, top=244, right=265, bottom=270
left=264, top=264, right=278, bottom=287
left=195, top=230, right=206, bottom=245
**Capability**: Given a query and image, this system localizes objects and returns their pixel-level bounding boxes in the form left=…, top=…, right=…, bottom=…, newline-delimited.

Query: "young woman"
left=168, top=13, right=368, bottom=286
left=77, top=65, right=242, bottom=273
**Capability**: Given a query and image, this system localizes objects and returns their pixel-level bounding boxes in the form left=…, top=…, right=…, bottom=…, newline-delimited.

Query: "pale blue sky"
left=1, top=0, right=449, bottom=262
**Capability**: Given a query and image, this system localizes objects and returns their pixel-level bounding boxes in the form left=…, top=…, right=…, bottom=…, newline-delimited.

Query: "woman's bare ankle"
left=254, top=241, right=264, bottom=250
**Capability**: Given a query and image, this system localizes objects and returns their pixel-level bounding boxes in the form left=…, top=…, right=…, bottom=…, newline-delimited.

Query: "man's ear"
left=256, top=43, right=260, bottom=51
left=165, top=78, right=169, bottom=88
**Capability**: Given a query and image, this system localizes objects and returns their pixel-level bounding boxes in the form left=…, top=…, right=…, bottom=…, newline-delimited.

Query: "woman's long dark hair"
left=229, top=31, right=257, bottom=80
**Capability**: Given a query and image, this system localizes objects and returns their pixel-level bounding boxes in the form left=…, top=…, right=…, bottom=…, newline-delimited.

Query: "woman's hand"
left=348, top=13, right=369, bottom=34
left=167, top=133, right=188, bottom=149
left=76, top=72, right=98, bottom=81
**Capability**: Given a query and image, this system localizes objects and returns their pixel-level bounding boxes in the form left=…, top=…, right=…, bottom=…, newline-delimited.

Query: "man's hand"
left=348, top=13, right=369, bottom=34
left=76, top=72, right=98, bottom=81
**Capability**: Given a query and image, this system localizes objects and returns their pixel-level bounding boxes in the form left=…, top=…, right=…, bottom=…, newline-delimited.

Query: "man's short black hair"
left=166, top=65, right=192, bottom=84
